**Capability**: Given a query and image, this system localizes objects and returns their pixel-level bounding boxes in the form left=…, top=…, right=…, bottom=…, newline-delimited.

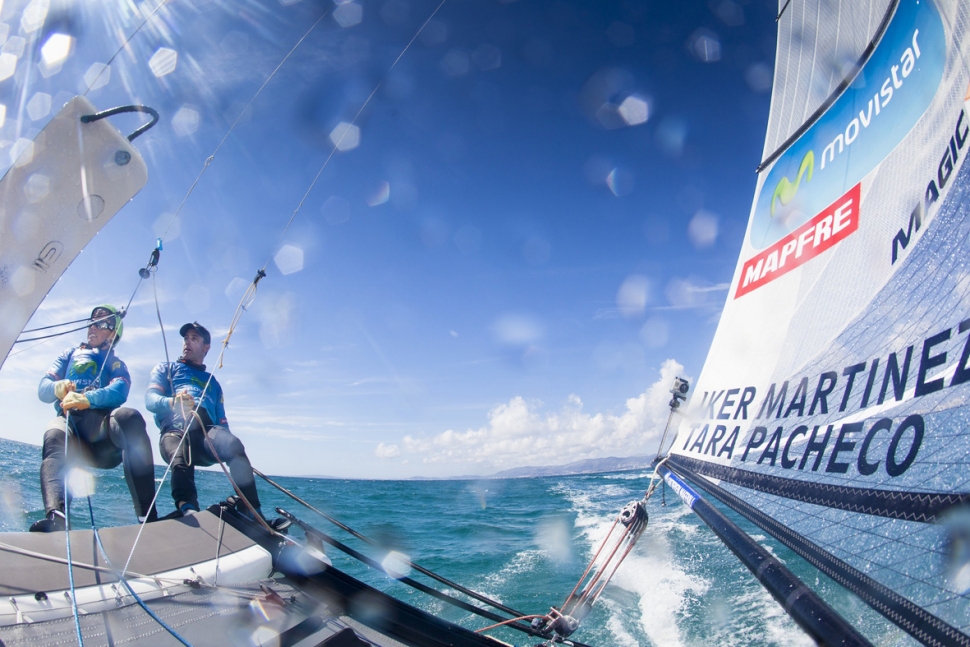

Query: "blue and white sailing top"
left=38, top=344, right=130, bottom=415
left=145, top=359, right=228, bottom=433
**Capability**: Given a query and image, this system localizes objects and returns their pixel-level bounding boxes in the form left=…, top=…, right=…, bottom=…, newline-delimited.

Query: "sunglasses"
left=90, top=311, right=116, bottom=331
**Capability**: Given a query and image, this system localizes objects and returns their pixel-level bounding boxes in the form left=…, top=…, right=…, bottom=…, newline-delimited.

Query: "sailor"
left=146, top=322, right=272, bottom=522
left=32, top=305, right=159, bottom=532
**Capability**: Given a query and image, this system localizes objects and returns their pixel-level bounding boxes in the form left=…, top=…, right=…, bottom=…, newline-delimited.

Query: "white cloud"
left=394, top=359, right=686, bottom=471
left=375, top=442, right=401, bottom=458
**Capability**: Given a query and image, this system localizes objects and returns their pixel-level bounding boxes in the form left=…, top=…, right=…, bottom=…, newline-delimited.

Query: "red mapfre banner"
left=735, top=183, right=861, bottom=299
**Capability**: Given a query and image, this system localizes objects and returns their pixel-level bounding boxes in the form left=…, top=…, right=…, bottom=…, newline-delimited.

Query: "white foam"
left=562, top=484, right=709, bottom=647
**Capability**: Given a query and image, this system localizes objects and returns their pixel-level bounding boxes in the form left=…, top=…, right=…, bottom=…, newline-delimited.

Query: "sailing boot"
left=29, top=509, right=66, bottom=532
left=225, top=496, right=291, bottom=534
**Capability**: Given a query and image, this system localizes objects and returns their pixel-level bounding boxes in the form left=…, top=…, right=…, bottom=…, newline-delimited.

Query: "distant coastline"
left=294, top=455, right=656, bottom=481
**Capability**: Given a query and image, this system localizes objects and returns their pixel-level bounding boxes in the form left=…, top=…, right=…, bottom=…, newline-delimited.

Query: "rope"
left=14, top=311, right=119, bottom=344
left=474, top=614, right=545, bottom=634
left=194, top=411, right=283, bottom=538
left=85, top=497, right=194, bottom=646
left=62, top=411, right=84, bottom=647
left=277, top=509, right=546, bottom=638
left=214, top=506, right=225, bottom=587
left=559, top=497, right=649, bottom=623
left=20, top=317, right=96, bottom=334
left=254, top=468, right=528, bottom=619
left=0, top=538, right=278, bottom=597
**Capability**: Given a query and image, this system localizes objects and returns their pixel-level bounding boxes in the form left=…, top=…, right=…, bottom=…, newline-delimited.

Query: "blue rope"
left=63, top=413, right=84, bottom=647
left=85, top=496, right=194, bottom=647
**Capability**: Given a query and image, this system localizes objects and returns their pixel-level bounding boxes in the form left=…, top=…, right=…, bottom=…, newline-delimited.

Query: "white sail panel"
left=670, top=0, right=970, bottom=642
left=0, top=96, right=148, bottom=369
left=765, top=0, right=894, bottom=161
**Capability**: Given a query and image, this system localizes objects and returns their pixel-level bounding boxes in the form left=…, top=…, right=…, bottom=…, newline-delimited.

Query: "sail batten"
left=759, top=0, right=898, bottom=171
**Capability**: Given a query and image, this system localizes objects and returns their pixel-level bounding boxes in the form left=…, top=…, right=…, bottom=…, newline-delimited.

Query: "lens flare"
left=381, top=550, right=412, bottom=580
left=274, top=245, right=304, bottom=275
left=366, top=181, right=390, bottom=206
left=66, top=468, right=94, bottom=498
left=329, top=122, right=360, bottom=151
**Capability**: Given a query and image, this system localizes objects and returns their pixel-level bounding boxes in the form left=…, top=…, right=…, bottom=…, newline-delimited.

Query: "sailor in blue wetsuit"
left=32, top=305, right=158, bottom=532
left=146, top=322, right=267, bottom=520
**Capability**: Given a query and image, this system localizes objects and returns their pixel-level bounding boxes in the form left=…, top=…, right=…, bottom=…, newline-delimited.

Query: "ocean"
left=0, top=437, right=913, bottom=646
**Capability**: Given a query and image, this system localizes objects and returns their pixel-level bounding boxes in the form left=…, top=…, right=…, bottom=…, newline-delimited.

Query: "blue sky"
left=0, top=0, right=776, bottom=478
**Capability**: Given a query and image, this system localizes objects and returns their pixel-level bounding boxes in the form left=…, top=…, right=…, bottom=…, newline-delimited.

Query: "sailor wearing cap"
left=31, top=305, right=159, bottom=532
left=145, top=322, right=271, bottom=522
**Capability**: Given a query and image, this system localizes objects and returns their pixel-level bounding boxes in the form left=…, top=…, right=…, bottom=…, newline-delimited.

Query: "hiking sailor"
left=146, top=322, right=274, bottom=523
left=31, top=305, right=159, bottom=532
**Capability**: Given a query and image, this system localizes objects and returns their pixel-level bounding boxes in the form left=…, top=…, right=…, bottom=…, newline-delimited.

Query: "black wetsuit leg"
left=159, top=428, right=204, bottom=510
left=38, top=410, right=114, bottom=514
left=107, top=408, right=158, bottom=522
left=39, top=418, right=69, bottom=515
left=202, top=425, right=261, bottom=510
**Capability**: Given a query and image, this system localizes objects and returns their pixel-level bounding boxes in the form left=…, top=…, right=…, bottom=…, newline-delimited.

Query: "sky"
left=0, top=0, right=777, bottom=479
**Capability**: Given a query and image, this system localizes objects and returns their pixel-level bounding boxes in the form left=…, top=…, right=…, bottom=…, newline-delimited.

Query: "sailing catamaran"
left=3, top=0, right=970, bottom=644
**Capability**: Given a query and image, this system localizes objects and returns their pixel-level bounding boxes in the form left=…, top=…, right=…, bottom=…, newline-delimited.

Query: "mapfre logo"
left=736, top=184, right=860, bottom=298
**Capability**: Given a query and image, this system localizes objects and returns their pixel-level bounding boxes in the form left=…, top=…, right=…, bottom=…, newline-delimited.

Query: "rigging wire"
left=217, top=0, right=451, bottom=362
left=155, top=9, right=332, bottom=243
left=20, top=318, right=100, bottom=335
left=84, top=497, right=194, bottom=647
left=81, top=0, right=171, bottom=98
left=276, top=508, right=549, bottom=639
left=253, top=467, right=530, bottom=619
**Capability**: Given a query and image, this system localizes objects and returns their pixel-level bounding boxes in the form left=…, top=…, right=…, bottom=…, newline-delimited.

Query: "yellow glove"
left=61, top=391, right=90, bottom=411
left=53, top=380, right=75, bottom=400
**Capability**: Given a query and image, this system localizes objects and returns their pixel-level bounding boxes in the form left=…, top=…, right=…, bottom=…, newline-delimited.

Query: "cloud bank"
left=376, top=359, right=686, bottom=472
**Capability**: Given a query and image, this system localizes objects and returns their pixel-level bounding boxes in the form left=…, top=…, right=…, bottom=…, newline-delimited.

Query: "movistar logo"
left=770, top=150, right=814, bottom=216
left=190, top=376, right=207, bottom=390
left=72, top=359, right=98, bottom=378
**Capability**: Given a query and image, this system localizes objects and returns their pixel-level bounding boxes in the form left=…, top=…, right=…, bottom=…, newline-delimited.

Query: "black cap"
left=179, top=322, right=211, bottom=346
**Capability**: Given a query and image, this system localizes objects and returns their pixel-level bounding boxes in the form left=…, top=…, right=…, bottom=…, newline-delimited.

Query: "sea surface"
left=0, top=437, right=915, bottom=646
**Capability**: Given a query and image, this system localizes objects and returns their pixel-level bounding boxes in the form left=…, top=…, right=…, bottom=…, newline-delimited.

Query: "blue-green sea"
left=0, top=437, right=913, bottom=646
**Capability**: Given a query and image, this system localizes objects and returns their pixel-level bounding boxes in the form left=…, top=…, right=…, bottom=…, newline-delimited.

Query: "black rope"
left=254, top=469, right=530, bottom=620
left=14, top=312, right=120, bottom=344
left=276, top=508, right=551, bottom=640
left=80, top=105, right=159, bottom=141
left=21, top=317, right=96, bottom=334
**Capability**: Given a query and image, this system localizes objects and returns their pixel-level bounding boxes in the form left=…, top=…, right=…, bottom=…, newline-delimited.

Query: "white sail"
left=668, top=0, right=970, bottom=642
left=0, top=96, right=148, bottom=370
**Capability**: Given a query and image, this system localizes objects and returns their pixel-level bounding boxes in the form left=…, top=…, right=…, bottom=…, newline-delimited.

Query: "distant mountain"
left=402, top=455, right=655, bottom=480
left=484, top=455, right=654, bottom=479
left=295, top=456, right=657, bottom=481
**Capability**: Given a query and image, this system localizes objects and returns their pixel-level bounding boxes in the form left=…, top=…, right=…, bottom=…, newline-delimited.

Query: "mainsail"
left=665, top=0, right=970, bottom=644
